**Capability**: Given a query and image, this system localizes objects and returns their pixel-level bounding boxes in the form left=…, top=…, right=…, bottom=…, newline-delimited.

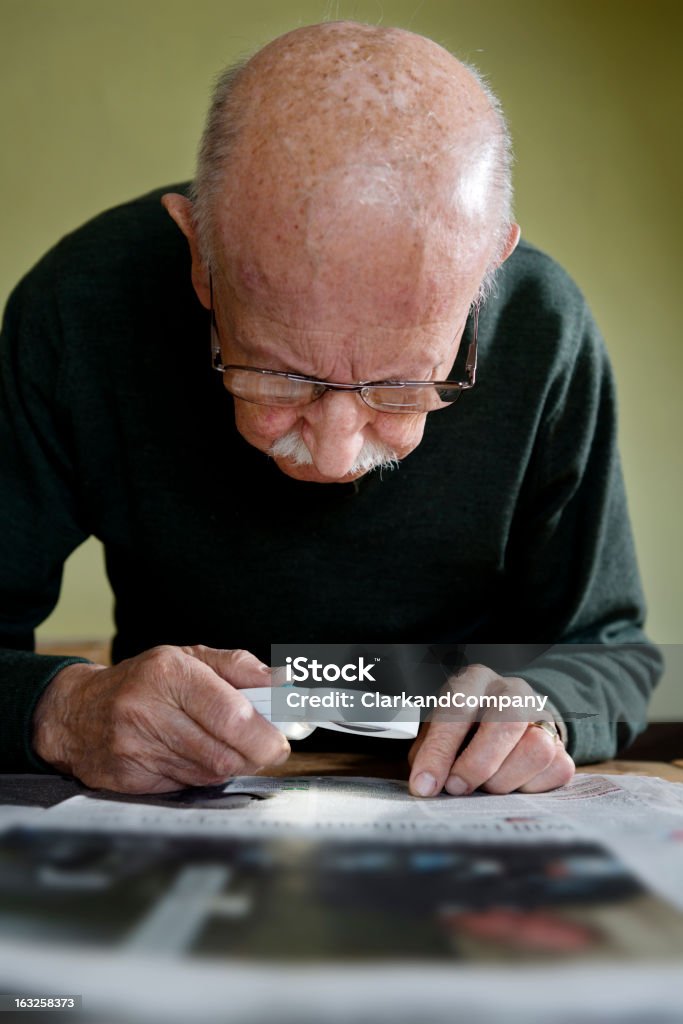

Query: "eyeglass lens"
left=222, top=369, right=463, bottom=413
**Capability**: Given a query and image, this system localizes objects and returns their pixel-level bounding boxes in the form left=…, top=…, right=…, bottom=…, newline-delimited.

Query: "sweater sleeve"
left=494, top=287, right=662, bottom=764
left=0, top=256, right=92, bottom=771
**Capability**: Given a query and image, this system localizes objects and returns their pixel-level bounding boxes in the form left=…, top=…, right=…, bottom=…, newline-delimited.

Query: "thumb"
left=190, top=646, right=272, bottom=689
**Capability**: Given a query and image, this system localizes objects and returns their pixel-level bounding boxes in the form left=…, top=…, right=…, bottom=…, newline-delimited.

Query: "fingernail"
left=412, top=771, right=437, bottom=797
left=271, top=665, right=287, bottom=686
left=445, top=775, right=469, bottom=796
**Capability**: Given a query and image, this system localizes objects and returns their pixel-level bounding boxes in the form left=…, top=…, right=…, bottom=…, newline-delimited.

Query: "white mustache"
left=269, top=429, right=399, bottom=475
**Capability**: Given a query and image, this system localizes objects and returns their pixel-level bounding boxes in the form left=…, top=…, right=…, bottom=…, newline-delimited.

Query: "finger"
left=444, top=719, right=529, bottom=795
left=479, top=723, right=560, bottom=794
left=169, top=659, right=290, bottom=767
left=137, top=704, right=261, bottom=781
left=408, top=662, right=507, bottom=794
left=270, top=664, right=289, bottom=687
left=109, top=751, right=250, bottom=793
left=408, top=719, right=475, bottom=797
left=156, top=751, right=249, bottom=789
left=101, top=701, right=254, bottom=791
left=89, top=741, right=252, bottom=795
left=76, top=738, right=235, bottom=795
left=189, top=646, right=273, bottom=689
left=407, top=724, right=429, bottom=767
left=518, top=747, right=575, bottom=793
left=408, top=721, right=479, bottom=769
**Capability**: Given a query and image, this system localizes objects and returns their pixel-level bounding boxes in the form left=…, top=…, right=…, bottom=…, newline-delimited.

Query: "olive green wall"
left=2, top=1, right=681, bottom=715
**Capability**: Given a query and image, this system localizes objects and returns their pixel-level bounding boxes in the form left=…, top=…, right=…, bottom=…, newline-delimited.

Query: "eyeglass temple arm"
left=209, top=273, right=224, bottom=366
left=464, top=305, right=479, bottom=386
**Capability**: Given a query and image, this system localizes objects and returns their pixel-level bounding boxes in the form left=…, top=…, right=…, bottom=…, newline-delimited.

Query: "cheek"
left=233, top=400, right=300, bottom=447
left=374, top=414, right=426, bottom=454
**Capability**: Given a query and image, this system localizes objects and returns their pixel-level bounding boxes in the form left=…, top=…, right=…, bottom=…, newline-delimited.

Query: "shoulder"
left=4, top=184, right=199, bottom=367
left=493, top=238, right=588, bottom=327
left=30, top=183, right=192, bottom=297
left=484, top=238, right=605, bottom=378
left=5, top=184, right=197, bottom=344
left=464, top=239, right=615, bottom=441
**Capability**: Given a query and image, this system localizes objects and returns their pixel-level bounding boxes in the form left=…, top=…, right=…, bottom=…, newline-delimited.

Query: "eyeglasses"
left=209, top=277, right=478, bottom=414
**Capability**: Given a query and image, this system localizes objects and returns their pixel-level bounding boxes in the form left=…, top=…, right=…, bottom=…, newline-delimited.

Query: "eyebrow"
left=230, top=332, right=445, bottom=383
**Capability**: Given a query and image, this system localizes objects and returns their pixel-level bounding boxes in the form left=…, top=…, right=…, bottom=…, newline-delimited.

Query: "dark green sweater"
left=0, top=186, right=661, bottom=771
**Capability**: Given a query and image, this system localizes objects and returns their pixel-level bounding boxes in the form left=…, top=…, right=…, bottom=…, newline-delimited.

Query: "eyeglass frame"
left=209, top=274, right=479, bottom=411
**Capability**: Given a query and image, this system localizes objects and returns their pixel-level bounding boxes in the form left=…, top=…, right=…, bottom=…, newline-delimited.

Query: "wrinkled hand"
left=32, top=645, right=290, bottom=794
left=408, top=664, right=575, bottom=797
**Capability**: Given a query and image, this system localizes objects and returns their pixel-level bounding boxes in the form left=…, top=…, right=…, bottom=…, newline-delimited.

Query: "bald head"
left=160, top=23, right=519, bottom=483
left=192, top=21, right=514, bottom=317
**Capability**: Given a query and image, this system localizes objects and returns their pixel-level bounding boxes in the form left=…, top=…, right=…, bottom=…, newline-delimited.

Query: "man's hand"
left=408, top=664, right=575, bottom=797
left=32, top=646, right=290, bottom=794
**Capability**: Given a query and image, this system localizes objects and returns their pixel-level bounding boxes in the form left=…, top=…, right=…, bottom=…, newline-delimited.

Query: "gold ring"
left=529, top=720, right=559, bottom=742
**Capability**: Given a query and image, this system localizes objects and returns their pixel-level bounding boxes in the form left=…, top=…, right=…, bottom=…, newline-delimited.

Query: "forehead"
left=216, top=181, right=484, bottom=329
left=213, top=195, right=483, bottom=379
left=217, top=285, right=472, bottom=385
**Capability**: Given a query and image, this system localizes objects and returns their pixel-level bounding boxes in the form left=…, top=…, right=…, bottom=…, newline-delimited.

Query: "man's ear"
left=498, top=222, right=521, bottom=266
left=161, top=193, right=211, bottom=309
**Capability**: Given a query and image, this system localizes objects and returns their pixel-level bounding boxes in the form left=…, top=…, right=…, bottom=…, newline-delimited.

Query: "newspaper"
left=0, top=947, right=682, bottom=1024
left=2, top=773, right=683, bottom=1024
left=0, top=803, right=46, bottom=831
left=37, top=772, right=683, bottom=910
left=39, top=771, right=683, bottom=838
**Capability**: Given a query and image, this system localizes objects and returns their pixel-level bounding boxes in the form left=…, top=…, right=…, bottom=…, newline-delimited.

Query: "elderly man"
left=0, top=22, right=659, bottom=795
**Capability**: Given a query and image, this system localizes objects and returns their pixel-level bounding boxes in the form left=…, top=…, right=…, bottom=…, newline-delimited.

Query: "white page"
left=0, top=803, right=46, bottom=833
left=42, top=774, right=592, bottom=840
left=41, top=772, right=682, bottom=838
left=7, top=774, right=683, bottom=1024
left=40, top=774, right=683, bottom=904
left=0, top=940, right=682, bottom=1024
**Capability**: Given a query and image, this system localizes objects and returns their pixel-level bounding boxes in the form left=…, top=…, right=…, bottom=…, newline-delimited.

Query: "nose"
left=301, top=391, right=374, bottom=478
